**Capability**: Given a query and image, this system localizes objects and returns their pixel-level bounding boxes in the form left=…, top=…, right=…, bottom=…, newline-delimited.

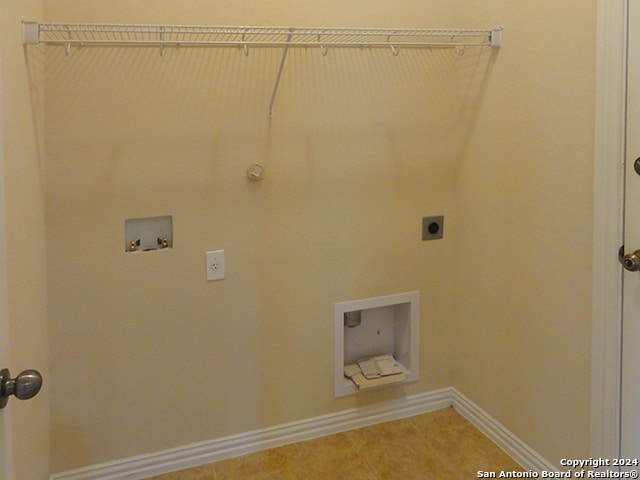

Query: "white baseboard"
left=51, top=388, right=452, bottom=480
left=451, top=388, right=558, bottom=473
left=51, top=387, right=554, bottom=480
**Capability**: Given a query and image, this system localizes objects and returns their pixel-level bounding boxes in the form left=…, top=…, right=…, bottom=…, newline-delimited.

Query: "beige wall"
left=41, top=0, right=596, bottom=474
left=44, top=1, right=462, bottom=472
left=452, top=0, right=596, bottom=464
left=1, top=1, right=50, bottom=479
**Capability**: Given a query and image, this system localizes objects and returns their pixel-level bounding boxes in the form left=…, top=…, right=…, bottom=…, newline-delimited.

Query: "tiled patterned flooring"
left=145, top=407, right=523, bottom=479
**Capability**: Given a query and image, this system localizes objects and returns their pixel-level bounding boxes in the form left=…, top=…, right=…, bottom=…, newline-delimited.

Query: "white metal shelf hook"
left=241, top=32, right=250, bottom=56
left=317, top=34, right=329, bottom=56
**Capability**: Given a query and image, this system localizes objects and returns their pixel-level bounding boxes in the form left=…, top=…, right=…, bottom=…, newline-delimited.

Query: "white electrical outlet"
left=206, top=250, right=225, bottom=281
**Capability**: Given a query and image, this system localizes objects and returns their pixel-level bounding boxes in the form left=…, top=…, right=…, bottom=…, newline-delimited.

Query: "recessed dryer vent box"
left=124, top=215, right=173, bottom=252
left=334, top=291, right=419, bottom=397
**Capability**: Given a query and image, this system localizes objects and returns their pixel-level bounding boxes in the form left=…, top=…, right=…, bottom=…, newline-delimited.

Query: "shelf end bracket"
left=490, top=27, right=503, bottom=48
left=22, top=20, right=40, bottom=45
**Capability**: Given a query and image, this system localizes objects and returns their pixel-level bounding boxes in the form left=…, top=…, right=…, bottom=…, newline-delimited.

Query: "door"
left=622, top=0, right=640, bottom=461
left=0, top=65, right=12, bottom=479
left=0, top=278, right=11, bottom=479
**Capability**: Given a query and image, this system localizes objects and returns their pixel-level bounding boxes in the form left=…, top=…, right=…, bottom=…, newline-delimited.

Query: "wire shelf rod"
left=23, top=21, right=503, bottom=49
left=31, top=39, right=494, bottom=49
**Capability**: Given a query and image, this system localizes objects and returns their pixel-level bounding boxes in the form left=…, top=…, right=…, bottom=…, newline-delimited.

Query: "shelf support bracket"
left=268, top=31, right=293, bottom=118
left=22, top=21, right=40, bottom=45
left=490, top=27, right=503, bottom=47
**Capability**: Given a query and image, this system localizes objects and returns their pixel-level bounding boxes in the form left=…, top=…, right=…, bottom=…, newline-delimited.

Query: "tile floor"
left=145, top=407, right=524, bottom=480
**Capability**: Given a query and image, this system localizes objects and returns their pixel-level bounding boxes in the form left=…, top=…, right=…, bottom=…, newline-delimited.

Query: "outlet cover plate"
left=206, top=250, right=225, bottom=281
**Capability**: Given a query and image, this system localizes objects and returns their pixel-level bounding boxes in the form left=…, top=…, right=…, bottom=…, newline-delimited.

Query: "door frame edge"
left=591, top=0, right=627, bottom=458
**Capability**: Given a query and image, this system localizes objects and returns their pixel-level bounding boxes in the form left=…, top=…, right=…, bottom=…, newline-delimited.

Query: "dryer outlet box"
left=422, top=215, right=444, bottom=241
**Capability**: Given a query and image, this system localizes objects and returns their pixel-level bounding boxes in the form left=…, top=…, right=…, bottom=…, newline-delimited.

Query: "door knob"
left=0, top=368, right=43, bottom=409
left=621, top=249, right=640, bottom=272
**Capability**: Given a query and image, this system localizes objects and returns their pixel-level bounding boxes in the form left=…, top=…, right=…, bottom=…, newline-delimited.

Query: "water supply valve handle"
left=0, top=368, right=43, bottom=409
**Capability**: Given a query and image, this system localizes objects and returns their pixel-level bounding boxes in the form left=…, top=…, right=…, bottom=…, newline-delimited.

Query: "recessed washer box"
left=124, top=215, right=173, bottom=252
left=334, top=291, right=420, bottom=397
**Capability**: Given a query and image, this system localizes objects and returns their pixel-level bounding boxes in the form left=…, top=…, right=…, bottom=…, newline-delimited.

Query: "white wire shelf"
left=23, top=21, right=502, bottom=50
left=22, top=21, right=502, bottom=117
